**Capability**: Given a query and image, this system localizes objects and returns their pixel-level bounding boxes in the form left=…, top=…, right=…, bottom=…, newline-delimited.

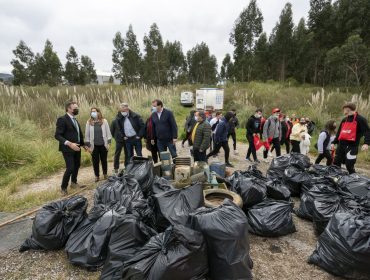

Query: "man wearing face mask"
left=55, top=101, right=86, bottom=195
left=111, top=103, right=129, bottom=173
left=151, top=99, right=178, bottom=160
left=332, top=102, right=370, bottom=174
left=191, top=111, right=211, bottom=161
left=246, top=108, right=263, bottom=163
left=262, top=108, right=282, bottom=162
left=119, top=103, right=145, bottom=165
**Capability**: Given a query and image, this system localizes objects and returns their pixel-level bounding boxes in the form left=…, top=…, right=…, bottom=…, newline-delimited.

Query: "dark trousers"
left=264, top=137, right=281, bottom=158
left=148, top=142, right=159, bottom=163
left=194, top=149, right=207, bottom=162
left=157, top=139, right=178, bottom=159
left=246, top=134, right=257, bottom=161
left=228, top=132, right=237, bottom=150
left=280, top=138, right=290, bottom=153
left=92, top=145, right=108, bottom=177
left=315, top=150, right=333, bottom=166
left=334, top=144, right=358, bottom=174
left=114, top=141, right=127, bottom=170
left=125, top=137, right=142, bottom=165
left=61, top=151, right=81, bottom=190
left=291, top=140, right=301, bottom=153
left=207, top=141, right=230, bottom=163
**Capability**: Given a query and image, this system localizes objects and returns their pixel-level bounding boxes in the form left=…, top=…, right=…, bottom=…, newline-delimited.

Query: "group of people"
left=55, top=99, right=178, bottom=195
left=55, top=99, right=369, bottom=195
left=245, top=103, right=370, bottom=174
left=182, top=109, right=239, bottom=167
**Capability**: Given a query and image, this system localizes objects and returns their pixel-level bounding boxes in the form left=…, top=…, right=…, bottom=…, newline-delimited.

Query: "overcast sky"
left=0, top=0, right=310, bottom=74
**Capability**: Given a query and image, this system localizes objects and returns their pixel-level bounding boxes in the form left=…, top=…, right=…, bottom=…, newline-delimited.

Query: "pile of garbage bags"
left=265, top=154, right=370, bottom=278
left=19, top=153, right=370, bottom=279
left=20, top=157, right=253, bottom=280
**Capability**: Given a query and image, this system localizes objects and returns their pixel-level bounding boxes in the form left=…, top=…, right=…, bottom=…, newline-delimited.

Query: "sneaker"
left=103, top=174, right=108, bottom=180
left=263, top=158, right=269, bottom=163
left=245, top=157, right=253, bottom=163
left=61, top=189, right=68, bottom=196
left=225, top=162, right=234, bottom=168
left=95, top=177, right=100, bottom=183
left=268, top=152, right=273, bottom=158
left=233, top=150, right=239, bottom=155
left=113, top=169, right=119, bottom=175
left=254, top=159, right=261, bottom=164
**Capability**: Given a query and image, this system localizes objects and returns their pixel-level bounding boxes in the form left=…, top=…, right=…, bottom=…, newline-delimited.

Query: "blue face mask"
left=91, top=112, right=98, bottom=119
left=151, top=107, right=157, bottom=113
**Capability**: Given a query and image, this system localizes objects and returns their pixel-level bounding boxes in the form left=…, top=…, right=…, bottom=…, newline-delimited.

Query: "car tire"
left=203, top=189, right=243, bottom=208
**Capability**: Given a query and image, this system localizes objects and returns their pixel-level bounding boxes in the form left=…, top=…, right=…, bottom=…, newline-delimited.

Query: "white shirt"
left=157, top=108, right=164, bottom=120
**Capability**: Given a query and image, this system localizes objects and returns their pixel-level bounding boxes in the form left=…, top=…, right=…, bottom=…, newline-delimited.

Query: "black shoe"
left=225, top=162, right=234, bottom=168
left=61, top=189, right=68, bottom=196
left=254, top=159, right=261, bottom=164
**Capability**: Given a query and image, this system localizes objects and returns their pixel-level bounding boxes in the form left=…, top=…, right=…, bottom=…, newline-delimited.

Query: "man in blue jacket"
left=151, top=99, right=178, bottom=159
left=206, top=111, right=234, bottom=167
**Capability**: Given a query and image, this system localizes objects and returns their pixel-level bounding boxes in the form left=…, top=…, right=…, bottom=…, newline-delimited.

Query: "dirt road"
left=0, top=140, right=366, bottom=280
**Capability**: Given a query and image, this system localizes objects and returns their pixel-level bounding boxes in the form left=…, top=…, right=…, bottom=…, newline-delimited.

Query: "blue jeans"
left=157, top=139, right=177, bottom=159
left=125, top=137, right=142, bottom=165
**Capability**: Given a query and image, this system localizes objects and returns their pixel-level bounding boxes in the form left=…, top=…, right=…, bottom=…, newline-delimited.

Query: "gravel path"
left=0, top=139, right=368, bottom=280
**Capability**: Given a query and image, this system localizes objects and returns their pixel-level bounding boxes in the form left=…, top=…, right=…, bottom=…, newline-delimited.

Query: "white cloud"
left=0, top=0, right=310, bottom=74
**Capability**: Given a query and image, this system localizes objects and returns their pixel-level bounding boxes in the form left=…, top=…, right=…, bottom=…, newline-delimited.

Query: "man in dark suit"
left=151, top=99, right=178, bottom=159
left=55, top=101, right=86, bottom=195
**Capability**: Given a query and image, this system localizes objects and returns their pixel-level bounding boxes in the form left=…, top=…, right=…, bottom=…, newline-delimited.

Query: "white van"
left=180, top=91, right=194, bottom=106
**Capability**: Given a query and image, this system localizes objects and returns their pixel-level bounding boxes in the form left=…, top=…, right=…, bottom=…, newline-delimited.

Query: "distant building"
left=96, top=71, right=121, bottom=85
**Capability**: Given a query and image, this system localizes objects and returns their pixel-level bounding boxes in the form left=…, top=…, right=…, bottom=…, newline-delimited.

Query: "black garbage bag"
left=301, top=176, right=337, bottom=193
left=283, top=166, right=313, bottom=196
left=338, top=174, right=370, bottom=199
left=121, top=225, right=208, bottom=280
left=288, top=152, right=311, bottom=170
left=266, top=180, right=291, bottom=201
left=311, top=191, right=362, bottom=235
left=125, top=156, right=154, bottom=197
left=310, top=164, right=348, bottom=178
left=151, top=176, right=175, bottom=195
left=100, top=214, right=157, bottom=280
left=267, top=153, right=310, bottom=180
left=154, top=183, right=204, bottom=231
left=247, top=199, right=296, bottom=237
left=65, top=203, right=126, bottom=270
left=267, top=155, right=291, bottom=180
left=309, top=212, right=370, bottom=278
left=189, top=199, right=253, bottom=280
left=94, top=174, right=143, bottom=207
left=19, top=196, right=88, bottom=252
left=128, top=198, right=157, bottom=230
left=233, top=177, right=266, bottom=210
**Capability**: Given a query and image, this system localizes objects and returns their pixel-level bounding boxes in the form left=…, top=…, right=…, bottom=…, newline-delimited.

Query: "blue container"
left=210, top=162, right=226, bottom=178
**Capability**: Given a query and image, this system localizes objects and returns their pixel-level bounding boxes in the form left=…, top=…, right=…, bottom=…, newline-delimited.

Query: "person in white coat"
left=85, top=107, right=112, bottom=182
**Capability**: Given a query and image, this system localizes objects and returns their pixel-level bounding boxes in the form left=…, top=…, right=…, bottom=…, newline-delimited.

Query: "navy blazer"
left=55, top=114, right=84, bottom=153
left=151, top=108, right=178, bottom=141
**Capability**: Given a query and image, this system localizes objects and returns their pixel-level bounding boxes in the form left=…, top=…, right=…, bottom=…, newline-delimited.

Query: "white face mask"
left=194, top=116, right=199, bottom=122
left=286, top=117, right=290, bottom=121
left=151, top=107, right=156, bottom=113
left=91, top=112, right=98, bottom=119
left=255, top=113, right=261, bottom=118
left=121, top=112, right=128, bottom=117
